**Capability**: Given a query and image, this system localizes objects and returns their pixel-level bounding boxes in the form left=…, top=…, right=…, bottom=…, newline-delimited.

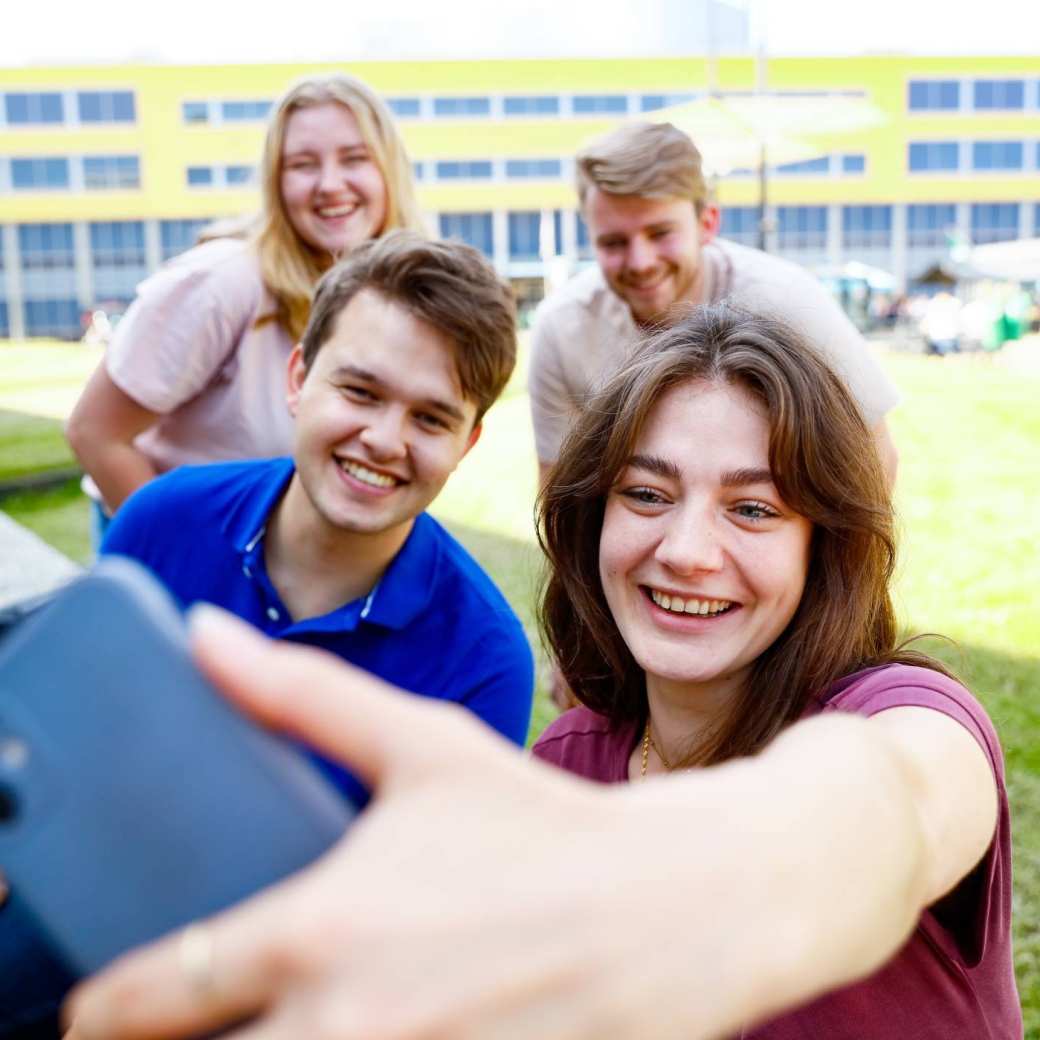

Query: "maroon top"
left=532, top=665, right=1021, bottom=1039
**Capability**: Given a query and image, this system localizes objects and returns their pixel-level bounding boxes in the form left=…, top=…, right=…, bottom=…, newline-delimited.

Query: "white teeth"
left=650, top=589, right=733, bottom=616
left=317, top=203, right=357, bottom=218
left=341, top=460, right=397, bottom=488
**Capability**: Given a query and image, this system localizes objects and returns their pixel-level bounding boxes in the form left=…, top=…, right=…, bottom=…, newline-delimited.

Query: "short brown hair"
left=575, top=122, right=709, bottom=212
left=539, top=304, right=948, bottom=766
left=301, top=231, right=517, bottom=423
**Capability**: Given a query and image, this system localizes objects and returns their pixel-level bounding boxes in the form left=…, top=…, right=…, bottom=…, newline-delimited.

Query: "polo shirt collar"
left=358, top=513, right=438, bottom=630
left=221, top=458, right=439, bottom=633
left=224, top=457, right=295, bottom=553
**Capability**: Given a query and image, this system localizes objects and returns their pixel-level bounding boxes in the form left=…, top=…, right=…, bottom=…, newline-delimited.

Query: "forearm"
left=609, top=713, right=930, bottom=1036
left=66, top=366, right=162, bottom=512
left=74, top=441, right=158, bottom=513
left=871, top=419, right=899, bottom=488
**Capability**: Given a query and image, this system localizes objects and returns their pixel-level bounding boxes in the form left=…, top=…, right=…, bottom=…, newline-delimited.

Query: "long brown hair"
left=253, top=73, right=425, bottom=341
left=538, top=304, right=947, bottom=766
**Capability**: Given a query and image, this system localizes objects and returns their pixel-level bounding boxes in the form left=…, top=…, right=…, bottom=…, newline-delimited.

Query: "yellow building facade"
left=0, top=54, right=1037, bottom=337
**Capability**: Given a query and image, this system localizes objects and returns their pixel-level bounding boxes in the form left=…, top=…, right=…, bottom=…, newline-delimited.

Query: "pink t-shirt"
left=532, top=665, right=1021, bottom=1039
left=105, top=238, right=296, bottom=476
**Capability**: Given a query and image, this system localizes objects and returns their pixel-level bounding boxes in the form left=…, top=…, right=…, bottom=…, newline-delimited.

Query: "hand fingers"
left=63, top=876, right=313, bottom=1040
left=188, top=605, right=455, bottom=790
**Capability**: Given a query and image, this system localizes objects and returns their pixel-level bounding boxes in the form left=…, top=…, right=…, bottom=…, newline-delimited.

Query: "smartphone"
left=0, top=556, right=354, bottom=979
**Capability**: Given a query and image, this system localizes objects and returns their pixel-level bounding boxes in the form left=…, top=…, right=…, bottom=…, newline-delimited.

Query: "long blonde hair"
left=253, top=74, right=424, bottom=340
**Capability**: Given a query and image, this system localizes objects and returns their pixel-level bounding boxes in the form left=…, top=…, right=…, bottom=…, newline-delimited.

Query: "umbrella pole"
left=758, top=140, right=770, bottom=253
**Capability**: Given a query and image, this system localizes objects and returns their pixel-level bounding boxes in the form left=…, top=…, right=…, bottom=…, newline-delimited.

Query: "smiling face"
left=598, top=379, right=812, bottom=711
left=585, top=189, right=719, bottom=326
left=286, top=288, right=480, bottom=542
left=279, top=102, right=389, bottom=258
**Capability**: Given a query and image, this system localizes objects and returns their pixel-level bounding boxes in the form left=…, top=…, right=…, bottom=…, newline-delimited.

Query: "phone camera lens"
left=0, top=784, right=18, bottom=824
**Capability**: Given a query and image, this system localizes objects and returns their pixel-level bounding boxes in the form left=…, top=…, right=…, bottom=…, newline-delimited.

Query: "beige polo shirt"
left=528, top=238, right=900, bottom=463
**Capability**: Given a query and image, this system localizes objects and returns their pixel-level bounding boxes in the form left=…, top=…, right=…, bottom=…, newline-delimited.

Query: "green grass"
left=0, top=339, right=100, bottom=482
left=2, top=339, right=1039, bottom=1031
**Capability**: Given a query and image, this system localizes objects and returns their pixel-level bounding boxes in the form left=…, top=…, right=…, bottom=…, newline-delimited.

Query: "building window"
left=774, top=156, right=830, bottom=175
left=572, top=94, right=628, bottom=115
left=508, top=212, right=542, bottom=261
left=160, top=218, right=210, bottom=260
left=78, top=90, right=135, bottom=123
left=435, top=161, right=493, bottom=180
left=841, top=153, right=866, bottom=174
left=83, top=155, right=141, bottom=190
left=17, top=223, right=75, bottom=270
left=908, top=142, right=959, bottom=172
left=972, top=79, right=1025, bottom=110
left=639, top=93, right=696, bottom=112
left=221, top=100, right=273, bottom=122
left=433, top=97, right=491, bottom=117
left=187, top=166, right=215, bottom=187
left=91, top=221, right=147, bottom=303
left=387, top=97, right=421, bottom=118
left=719, top=206, right=759, bottom=246
left=505, top=158, right=563, bottom=179
left=90, top=221, right=146, bottom=266
left=971, top=140, right=1024, bottom=171
left=907, top=204, right=957, bottom=248
left=182, top=101, right=209, bottom=124
left=23, top=299, right=81, bottom=339
left=970, top=203, right=1020, bottom=244
left=503, top=95, right=559, bottom=116
left=575, top=212, right=593, bottom=260
left=842, top=205, right=892, bottom=249
left=5, top=92, right=64, bottom=125
left=907, top=80, right=960, bottom=111
left=777, top=206, right=828, bottom=250
left=225, top=164, right=254, bottom=185
left=10, top=158, right=70, bottom=190
left=438, top=213, right=494, bottom=257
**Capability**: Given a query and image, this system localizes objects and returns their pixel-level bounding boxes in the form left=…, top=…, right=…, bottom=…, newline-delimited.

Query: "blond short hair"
left=575, top=122, right=709, bottom=213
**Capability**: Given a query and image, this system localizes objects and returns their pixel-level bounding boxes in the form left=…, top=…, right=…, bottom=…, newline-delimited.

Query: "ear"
left=698, top=204, right=721, bottom=245
left=462, top=422, right=482, bottom=458
left=286, top=344, right=306, bottom=418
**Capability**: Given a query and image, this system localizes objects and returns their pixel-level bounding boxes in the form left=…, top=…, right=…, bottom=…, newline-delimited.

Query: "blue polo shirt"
left=101, top=458, right=534, bottom=802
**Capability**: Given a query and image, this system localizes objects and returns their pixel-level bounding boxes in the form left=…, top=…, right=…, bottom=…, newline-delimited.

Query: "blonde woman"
left=67, top=74, right=422, bottom=537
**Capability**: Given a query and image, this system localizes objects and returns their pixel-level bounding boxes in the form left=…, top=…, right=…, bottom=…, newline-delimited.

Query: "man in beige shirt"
left=529, top=122, right=900, bottom=484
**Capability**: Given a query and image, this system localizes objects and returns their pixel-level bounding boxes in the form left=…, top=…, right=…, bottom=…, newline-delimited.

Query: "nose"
left=625, top=235, right=657, bottom=274
left=359, top=408, right=407, bottom=461
left=317, top=157, right=344, bottom=195
left=654, top=510, right=725, bottom=576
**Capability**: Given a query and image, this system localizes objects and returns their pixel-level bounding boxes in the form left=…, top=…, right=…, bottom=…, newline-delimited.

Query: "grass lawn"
left=2, top=338, right=1038, bottom=1031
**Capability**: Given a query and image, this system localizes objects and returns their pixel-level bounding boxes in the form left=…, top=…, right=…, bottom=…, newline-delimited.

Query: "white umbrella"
left=642, top=92, right=887, bottom=174
left=964, top=238, right=1040, bottom=282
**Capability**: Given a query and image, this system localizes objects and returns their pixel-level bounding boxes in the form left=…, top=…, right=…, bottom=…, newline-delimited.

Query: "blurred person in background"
left=529, top=122, right=900, bottom=486
left=66, top=73, right=422, bottom=544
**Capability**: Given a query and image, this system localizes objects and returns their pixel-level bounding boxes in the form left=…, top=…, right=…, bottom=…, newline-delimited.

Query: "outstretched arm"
left=65, top=611, right=997, bottom=1040
left=66, top=364, right=160, bottom=512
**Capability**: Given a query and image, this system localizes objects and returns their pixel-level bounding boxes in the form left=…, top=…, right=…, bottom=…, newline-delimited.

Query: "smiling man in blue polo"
left=102, top=232, right=534, bottom=799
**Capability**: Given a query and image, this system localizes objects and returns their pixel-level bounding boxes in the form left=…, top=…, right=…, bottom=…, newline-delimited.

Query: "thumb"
left=188, top=605, right=447, bottom=790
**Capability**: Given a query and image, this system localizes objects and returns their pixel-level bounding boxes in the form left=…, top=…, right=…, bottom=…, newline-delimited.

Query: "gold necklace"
left=640, top=719, right=675, bottom=777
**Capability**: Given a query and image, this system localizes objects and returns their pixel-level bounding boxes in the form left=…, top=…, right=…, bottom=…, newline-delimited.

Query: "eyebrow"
left=719, top=467, right=776, bottom=488
left=625, top=456, right=775, bottom=489
left=625, top=453, right=682, bottom=480
left=331, top=365, right=468, bottom=424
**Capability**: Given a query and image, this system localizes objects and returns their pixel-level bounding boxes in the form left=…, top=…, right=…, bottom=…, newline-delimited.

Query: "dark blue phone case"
left=0, top=556, right=353, bottom=977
